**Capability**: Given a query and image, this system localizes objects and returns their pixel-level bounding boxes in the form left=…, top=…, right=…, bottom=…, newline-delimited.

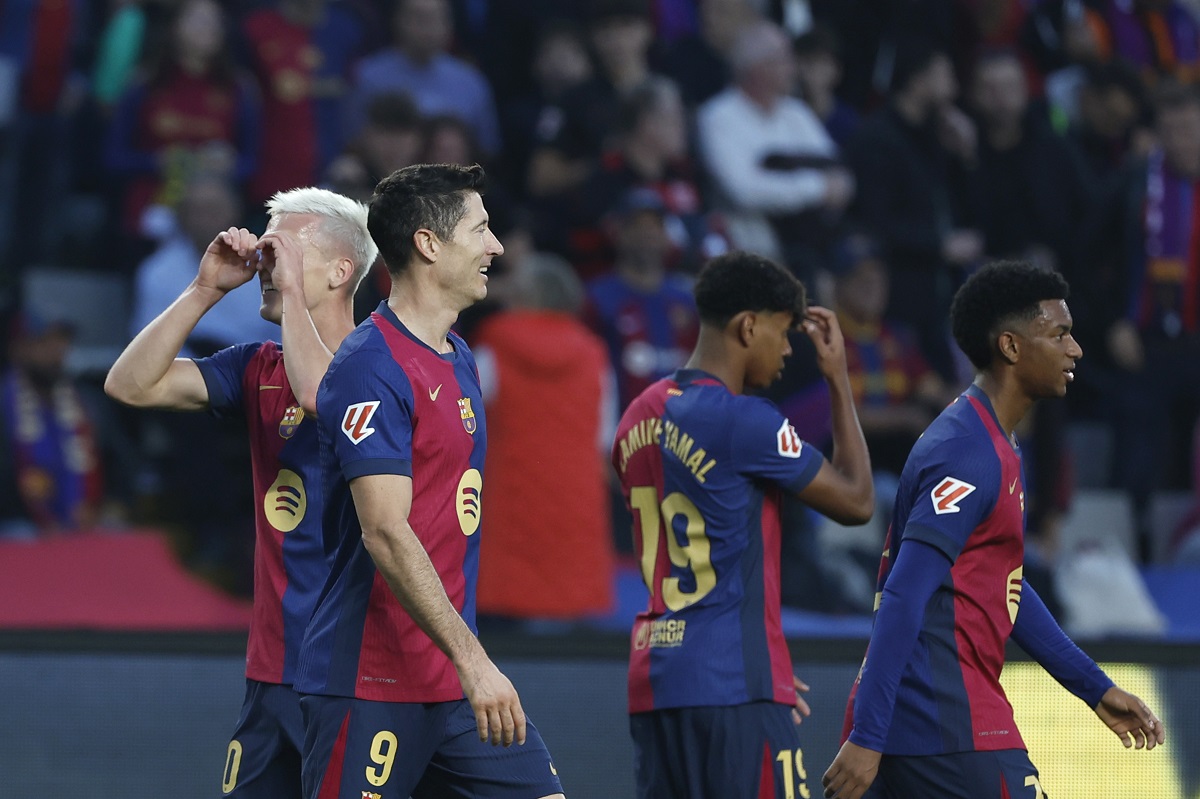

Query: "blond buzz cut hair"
left=266, top=187, right=379, bottom=291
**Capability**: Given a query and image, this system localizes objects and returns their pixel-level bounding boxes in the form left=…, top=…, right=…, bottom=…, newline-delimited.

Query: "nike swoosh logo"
left=259, top=385, right=283, bottom=390
left=429, top=384, right=442, bottom=401
left=1009, top=478, right=1018, bottom=494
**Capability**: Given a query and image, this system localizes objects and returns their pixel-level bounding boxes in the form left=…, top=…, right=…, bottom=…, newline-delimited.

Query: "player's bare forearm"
left=279, top=286, right=333, bottom=415
left=824, top=372, right=874, bottom=520
left=104, top=283, right=218, bottom=409
left=351, top=474, right=527, bottom=746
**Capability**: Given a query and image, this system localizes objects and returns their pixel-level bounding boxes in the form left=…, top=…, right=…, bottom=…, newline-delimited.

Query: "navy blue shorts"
left=864, top=749, right=1047, bottom=799
left=630, top=702, right=812, bottom=799
left=300, top=695, right=563, bottom=799
left=221, top=679, right=305, bottom=798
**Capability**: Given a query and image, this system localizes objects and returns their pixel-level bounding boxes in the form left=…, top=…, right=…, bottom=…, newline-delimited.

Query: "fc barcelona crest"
left=278, top=405, right=305, bottom=439
left=457, top=397, right=477, bottom=434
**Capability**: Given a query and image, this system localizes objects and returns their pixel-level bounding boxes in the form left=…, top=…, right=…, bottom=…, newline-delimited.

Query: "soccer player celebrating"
left=822, top=262, right=1166, bottom=799
left=612, top=251, right=875, bottom=799
left=105, top=188, right=377, bottom=796
left=295, top=163, right=564, bottom=799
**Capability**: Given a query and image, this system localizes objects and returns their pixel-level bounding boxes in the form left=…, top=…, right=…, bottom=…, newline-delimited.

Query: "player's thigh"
left=299, top=694, right=443, bottom=799
left=411, top=699, right=564, bottom=799
left=222, top=679, right=304, bottom=798
left=875, top=749, right=1045, bottom=799
left=630, top=703, right=811, bottom=799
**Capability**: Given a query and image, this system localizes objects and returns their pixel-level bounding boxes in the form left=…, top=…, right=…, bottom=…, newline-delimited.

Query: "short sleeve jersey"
left=295, top=303, right=485, bottom=703
left=194, top=341, right=328, bottom=685
left=844, top=385, right=1028, bottom=754
left=612, top=369, right=823, bottom=713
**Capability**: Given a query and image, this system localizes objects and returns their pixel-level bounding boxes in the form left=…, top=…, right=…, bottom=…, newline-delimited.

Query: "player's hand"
left=792, top=674, right=812, bottom=725
left=195, top=227, right=260, bottom=297
left=1095, top=685, right=1165, bottom=751
left=257, top=230, right=308, bottom=300
left=801, top=306, right=848, bottom=380
left=821, top=740, right=881, bottom=799
left=457, top=654, right=528, bottom=747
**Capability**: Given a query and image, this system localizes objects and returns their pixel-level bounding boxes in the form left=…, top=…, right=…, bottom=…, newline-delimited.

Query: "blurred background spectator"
left=3, top=0, right=1199, bottom=629
left=473, top=252, right=615, bottom=625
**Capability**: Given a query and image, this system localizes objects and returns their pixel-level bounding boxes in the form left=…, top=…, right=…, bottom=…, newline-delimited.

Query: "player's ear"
left=732, top=311, right=756, bottom=347
left=413, top=228, right=439, bottom=263
left=330, top=257, right=355, bottom=289
left=997, top=329, right=1019, bottom=364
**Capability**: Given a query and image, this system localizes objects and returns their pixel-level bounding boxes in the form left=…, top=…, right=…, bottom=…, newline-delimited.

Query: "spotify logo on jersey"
left=264, top=469, right=307, bottom=532
left=456, top=468, right=482, bottom=536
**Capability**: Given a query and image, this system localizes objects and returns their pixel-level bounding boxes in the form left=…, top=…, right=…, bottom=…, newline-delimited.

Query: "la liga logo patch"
left=341, top=401, right=380, bottom=444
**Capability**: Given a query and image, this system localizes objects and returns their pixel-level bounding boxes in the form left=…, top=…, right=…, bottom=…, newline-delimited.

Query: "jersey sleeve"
left=193, top=342, right=261, bottom=418
left=730, top=398, right=823, bottom=493
left=899, top=435, right=1001, bottom=562
left=317, top=346, right=415, bottom=481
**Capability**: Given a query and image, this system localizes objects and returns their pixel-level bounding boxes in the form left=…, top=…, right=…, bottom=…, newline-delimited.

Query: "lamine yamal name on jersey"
left=616, top=415, right=717, bottom=483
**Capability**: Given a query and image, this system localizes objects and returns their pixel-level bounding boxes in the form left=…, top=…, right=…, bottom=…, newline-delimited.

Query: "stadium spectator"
left=794, top=24, right=860, bottom=148
left=1104, top=0, right=1200, bottom=86
left=526, top=0, right=660, bottom=200
left=845, top=36, right=981, bottom=380
left=564, top=77, right=726, bottom=278
left=662, top=0, right=758, bottom=108
left=473, top=253, right=615, bottom=623
left=1078, top=80, right=1200, bottom=561
left=831, top=233, right=949, bottom=480
left=241, top=0, right=372, bottom=206
left=323, top=92, right=426, bottom=204
left=0, top=0, right=92, bottom=275
left=104, top=0, right=260, bottom=240
left=129, top=174, right=276, bottom=356
left=348, top=0, right=501, bottom=154
left=1066, top=59, right=1152, bottom=187
left=584, top=188, right=699, bottom=412
left=697, top=19, right=853, bottom=285
left=0, top=312, right=104, bottom=536
left=502, top=22, right=594, bottom=200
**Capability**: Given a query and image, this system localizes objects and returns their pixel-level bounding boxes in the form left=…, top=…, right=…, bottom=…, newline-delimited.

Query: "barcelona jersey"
left=296, top=302, right=485, bottom=703
left=196, top=341, right=328, bottom=685
left=844, top=385, right=1028, bottom=754
left=613, top=369, right=823, bottom=713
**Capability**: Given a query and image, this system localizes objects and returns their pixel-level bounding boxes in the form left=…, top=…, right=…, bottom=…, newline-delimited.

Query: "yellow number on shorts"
left=366, top=730, right=398, bottom=787
left=775, top=748, right=811, bottom=799
left=222, top=740, right=243, bottom=793
left=1025, top=775, right=1046, bottom=798
left=632, top=487, right=716, bottom=610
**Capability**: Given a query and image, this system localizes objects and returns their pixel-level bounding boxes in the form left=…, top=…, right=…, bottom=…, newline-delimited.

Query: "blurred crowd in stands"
left=4, top=0, right=1200, bottom=623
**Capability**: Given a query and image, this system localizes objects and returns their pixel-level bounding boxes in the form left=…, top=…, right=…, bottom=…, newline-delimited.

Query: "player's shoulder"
left=904, top=399, right=1002, bottom=483
left=325, top=321, right=404, bottom=383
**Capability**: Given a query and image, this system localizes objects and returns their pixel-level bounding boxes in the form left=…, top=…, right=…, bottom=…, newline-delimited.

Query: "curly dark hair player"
left=824, top=261, right=1166, bottom=799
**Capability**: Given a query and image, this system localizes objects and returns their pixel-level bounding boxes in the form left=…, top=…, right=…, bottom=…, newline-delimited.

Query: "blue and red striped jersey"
left=613, top=369, right=823, bottom=713
left=843, top=384, right=1028, bottom=754
left=296, top=302, right=485, bottom=703
left=196, top=340, right=329, bottom=685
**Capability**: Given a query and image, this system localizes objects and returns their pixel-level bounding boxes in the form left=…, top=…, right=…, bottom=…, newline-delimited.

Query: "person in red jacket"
left=473, top=252, right=616, bottom=621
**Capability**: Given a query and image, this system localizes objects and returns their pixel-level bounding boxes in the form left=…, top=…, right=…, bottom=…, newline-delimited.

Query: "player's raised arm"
left=794, top=306, right=874, bottom=524
left=257, top=229, right=337, bottom=415
left=350, top=473, right=527, bottom=748
left=105, top=227, right=259, bottom=409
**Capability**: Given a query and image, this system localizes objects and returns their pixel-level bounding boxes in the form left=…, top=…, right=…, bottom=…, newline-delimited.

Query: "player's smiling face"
left=745, top=310, right=795, bottom=389
left=439, top=191, right=503, bottom=308
left=1013, top=299, right=1082, bottom=398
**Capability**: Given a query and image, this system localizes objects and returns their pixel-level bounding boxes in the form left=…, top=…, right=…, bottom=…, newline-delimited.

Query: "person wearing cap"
left=0, top=312, right=103, bottom=536
left=583, top=187, right=700, bottom=415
